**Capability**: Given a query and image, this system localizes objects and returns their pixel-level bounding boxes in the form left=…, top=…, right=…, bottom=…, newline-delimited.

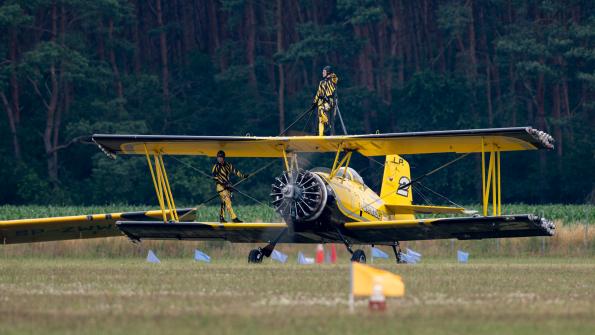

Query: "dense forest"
left=0, top=0, right=593, bottom=206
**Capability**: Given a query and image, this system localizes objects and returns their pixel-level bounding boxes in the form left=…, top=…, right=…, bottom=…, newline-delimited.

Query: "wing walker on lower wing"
left=1, top=122, right=555, bottom=264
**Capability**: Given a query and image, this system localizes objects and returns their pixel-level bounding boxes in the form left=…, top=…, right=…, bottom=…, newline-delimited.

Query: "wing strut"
left=481, top=138, right=502, bottom=216
left=144, top=144, right=179, bottom=223
left=329, top=144, right=353, bottom=179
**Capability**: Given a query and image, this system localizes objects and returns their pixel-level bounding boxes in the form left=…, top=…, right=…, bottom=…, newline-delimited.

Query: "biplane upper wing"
left=91, top=126, right=554, bottom=157
left=343, top=214, right=555, bottom=244
left=0, top=208, right=195, bottom=244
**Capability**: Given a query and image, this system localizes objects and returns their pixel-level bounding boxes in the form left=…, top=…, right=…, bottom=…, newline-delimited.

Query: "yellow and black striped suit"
left=212, top=162, right=246, bottom=220
left=313, top=73, right=339, bottom=136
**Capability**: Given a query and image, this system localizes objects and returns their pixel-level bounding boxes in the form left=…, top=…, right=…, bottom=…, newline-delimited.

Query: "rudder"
left=380, top=155, right=413, bottom=207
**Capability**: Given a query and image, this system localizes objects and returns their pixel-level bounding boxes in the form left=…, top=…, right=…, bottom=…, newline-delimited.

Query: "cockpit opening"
left=335, top=167, right=365, bottom=185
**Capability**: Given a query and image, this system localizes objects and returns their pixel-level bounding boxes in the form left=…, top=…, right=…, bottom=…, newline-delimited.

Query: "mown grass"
left=0, top=257, right=593, bottom=335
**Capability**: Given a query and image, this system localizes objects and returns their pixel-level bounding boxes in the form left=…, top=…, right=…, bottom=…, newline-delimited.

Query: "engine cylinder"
left=270, top=170, right=327, bottom=222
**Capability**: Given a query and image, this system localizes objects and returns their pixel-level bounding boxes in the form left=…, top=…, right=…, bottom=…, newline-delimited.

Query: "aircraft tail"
left=380, top=155, right=413, bottom=207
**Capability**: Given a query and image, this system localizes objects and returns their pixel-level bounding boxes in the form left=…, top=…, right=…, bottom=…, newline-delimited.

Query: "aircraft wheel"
left=248, top=249, right=264, bottom=263
left=351, top=249, right=366, bottom=263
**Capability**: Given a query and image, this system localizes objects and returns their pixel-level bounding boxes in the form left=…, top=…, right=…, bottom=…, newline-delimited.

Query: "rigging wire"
left=417, top=182, right=465, bottom=209
left=279, top=104, right=316, bottom=136
left=359, top=152, right=472, bottom=210
left=169, top=157, right=278, bottom=220
left=412, top=186, right=433, bottom=206
left=301, top=106, right=316, bottom=134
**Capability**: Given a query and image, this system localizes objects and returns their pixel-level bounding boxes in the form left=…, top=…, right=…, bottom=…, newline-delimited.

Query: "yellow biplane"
left=0, top=127, right=555, bottom=263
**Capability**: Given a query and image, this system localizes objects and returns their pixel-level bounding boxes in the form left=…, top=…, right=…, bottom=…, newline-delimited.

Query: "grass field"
left=0, top=257, right=593, bottom=335
left=1, top=205, right=593, bottom=334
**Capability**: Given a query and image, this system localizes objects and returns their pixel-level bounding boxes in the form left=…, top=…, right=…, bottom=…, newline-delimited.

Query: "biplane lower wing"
left=343, top=214, right=555, bottom=244
left=116, top=221, right=323, bottom=243
left=0, top=208, right=196, bottom=244
left=384, top=204, right=466, bottom=215
left=116, top=214, right=554, bottom=245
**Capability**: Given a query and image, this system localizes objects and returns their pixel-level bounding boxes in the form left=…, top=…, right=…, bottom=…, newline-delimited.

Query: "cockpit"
left=334, top=167, right=365, bottom=185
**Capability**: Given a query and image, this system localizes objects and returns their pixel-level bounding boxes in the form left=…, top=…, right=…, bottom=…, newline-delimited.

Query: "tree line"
left=0, top=0, right=593, bottom=205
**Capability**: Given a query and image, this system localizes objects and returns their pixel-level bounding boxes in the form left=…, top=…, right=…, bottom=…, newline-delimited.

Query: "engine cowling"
left=270, top=170, right=327, bottom=222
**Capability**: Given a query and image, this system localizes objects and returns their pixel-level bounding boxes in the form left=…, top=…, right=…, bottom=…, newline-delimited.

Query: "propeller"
left=270, top=169, right=328, bottom=235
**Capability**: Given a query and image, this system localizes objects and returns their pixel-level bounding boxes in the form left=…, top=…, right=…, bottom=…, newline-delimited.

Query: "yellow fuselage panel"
left=317, top=173, right=415, bottom=224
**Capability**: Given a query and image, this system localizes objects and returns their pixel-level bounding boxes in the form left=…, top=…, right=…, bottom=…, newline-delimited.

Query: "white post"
left=349, top=261, right=354, bottom=313
left=585, top=223, right=588, bottom=249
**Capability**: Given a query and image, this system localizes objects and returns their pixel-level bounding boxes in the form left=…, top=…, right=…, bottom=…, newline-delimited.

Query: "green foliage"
left=0, top=0, right=592, bottom=206
left=436, top=1, right=472, bottom=37
left=393, top=71, right=475, bottom=131
left=281, top=23, right=362, bottom=62
left=337, top=0, right=386, bottom=25
left=20, top=42, right=90, bottom=82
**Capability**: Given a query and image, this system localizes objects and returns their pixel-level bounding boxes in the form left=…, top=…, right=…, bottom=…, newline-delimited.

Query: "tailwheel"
left=248, top=249, right=264, bottom=263
left=351, top=249, right=366, bottom=263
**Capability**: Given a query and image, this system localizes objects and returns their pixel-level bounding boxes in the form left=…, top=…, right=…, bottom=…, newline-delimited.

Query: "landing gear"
left=248, top=249, right=264, bottom=263
left=334, top=227, right=366, bottom=263
left=351, top=249, right=366, bottom=263
left=247, top=228, right=288, bottom=264
left=392, top=242, right=406, bottom=264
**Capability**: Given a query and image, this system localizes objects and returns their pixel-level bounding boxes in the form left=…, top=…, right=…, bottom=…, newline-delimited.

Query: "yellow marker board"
left=351, top=262, right=405, bottom=297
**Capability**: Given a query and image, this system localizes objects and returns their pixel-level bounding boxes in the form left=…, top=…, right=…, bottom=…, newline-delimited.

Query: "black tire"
left=248, top=249, right=264, bottom=263
left=351, top=249, right=366, bottom=263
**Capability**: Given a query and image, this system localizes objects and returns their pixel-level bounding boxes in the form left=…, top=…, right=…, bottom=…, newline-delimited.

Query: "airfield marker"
left=194, top=249, right=211, bottom=263
left=406, top=248, right=422, bottom=263
left=330, top=245, right=337, bottom=263
left=350, top=262, right=405, bottom=312
left=297, top=252, right=314, bottom=264
left=371, top=247, right=389, bottom=262
left=368, top=279, right=387, bottom=311
left=271, top=250, right=288, bottom=263
left=457, top=250, right=469, bottom=263
left=146, top=250, right=160, bottom=263
left=315, top=244, right=324, bottom=264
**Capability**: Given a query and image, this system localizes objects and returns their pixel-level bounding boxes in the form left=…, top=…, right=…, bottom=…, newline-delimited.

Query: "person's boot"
left=219, top=216, right=227, bottom=223
left=232, top=217, right=243, bottom=223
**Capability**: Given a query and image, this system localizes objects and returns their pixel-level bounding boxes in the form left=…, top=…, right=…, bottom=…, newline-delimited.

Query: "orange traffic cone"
left=369, top=280, right=386, bottom=311
left=330, top=244, right=337, bottom=263
left=315, top=244, right=324, bottom=264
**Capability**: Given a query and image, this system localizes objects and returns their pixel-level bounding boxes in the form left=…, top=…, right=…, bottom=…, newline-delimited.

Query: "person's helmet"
left=322, top=65, right=333, bottom=73
left=216, top=150, right=225, bottom=158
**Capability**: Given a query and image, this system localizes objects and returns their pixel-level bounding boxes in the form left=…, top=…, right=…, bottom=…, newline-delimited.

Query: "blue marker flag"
left=406, top=248, right=422, bottom=262
left=146, top=250, right=160, bottom=263
left=297, top=252, right=314, bottom=265
left=194, top=249, right=211, bottom=263
left=457, top=250, right=469, bottom=263
left=371, top=247, right=389, bottom=259
left=401, top=253, right=417, bottom=264
left=271, top=250, right=288, bottom=263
